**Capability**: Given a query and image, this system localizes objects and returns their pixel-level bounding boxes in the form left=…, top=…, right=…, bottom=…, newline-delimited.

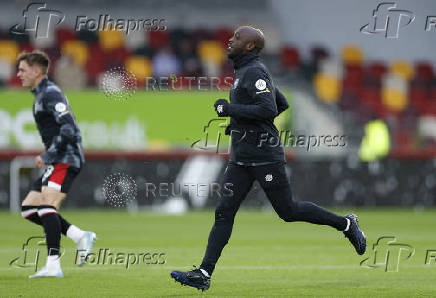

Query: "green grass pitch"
left=1, top=209, right=436, bottom=297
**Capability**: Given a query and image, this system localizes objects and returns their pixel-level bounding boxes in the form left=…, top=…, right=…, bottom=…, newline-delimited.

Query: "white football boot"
left=29, top=264, right=63, bottom=278
left=76, top=231, right=97, bottom=266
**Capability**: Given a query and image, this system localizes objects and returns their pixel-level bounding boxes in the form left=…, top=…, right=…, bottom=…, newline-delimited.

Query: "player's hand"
left=214, top=99, right=229, bottom=117
left=35, top=155, right=46, bottom=168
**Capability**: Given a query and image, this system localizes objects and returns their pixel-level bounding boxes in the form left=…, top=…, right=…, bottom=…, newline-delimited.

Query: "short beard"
left=228, top=49, right=243, bottom=59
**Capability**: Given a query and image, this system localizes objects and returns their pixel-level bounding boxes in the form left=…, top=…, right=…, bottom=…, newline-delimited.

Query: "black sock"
left=22, top=205, right=71, bottom=235
left=59, top=216, right=71, bottom=235
left=38, top=205, right=61, bottom=256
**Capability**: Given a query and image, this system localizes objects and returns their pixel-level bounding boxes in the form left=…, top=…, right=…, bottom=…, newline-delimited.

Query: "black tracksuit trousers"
left=200, top=161, right=347, bottom=275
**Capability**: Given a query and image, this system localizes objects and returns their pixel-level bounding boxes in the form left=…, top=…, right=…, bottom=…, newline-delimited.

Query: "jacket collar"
left=231, top=51, right=260, bottom=70
left=31, top=77, right=48, bottom=95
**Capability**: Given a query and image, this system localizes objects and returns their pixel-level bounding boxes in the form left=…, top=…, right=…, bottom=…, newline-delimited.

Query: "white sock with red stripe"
left=66, top=225, right=85, bottom=244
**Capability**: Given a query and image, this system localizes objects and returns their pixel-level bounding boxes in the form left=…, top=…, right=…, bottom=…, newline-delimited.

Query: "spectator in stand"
left=152, top=46, right=181, bottom=77
left=178, top=39, right=203, bottom=77
left=54, top=55, right=87, bottom=90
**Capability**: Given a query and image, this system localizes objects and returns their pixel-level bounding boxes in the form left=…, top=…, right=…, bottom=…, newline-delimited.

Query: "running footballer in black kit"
left=171, top=26, right=366, bottom=291
left=17, top=50, right=96, bottom=278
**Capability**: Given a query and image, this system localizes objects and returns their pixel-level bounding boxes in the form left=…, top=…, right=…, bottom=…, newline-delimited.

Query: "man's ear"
left=31, top=65, right=41, bottom=77
left=245, top=42, right=255, bottom=52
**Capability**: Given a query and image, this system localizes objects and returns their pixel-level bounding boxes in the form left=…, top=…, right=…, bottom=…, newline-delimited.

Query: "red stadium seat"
left=149, top=30, right=170, bottom=49
left=410, top=89, right=427, bottom=115
left=344, top=64, right=363, bottom=84
left=411, top=86, right=436, bottom=116
left=280, top=46, right=300, bottom=69
left=430, top=87, right=436, bottom=101
left=105, top=47, right=130, bottom=69
left=415, top=62, right=434, bottom=82
left=393, top=131, right=414, bottom=149
left=427, top=87, right=436, bottom=115
left=41, top=47, right=62, bottom=78
left=19, top=42, right=34, bottom=53
left=8, top=75, right=22, bottom=87
left=85, top=44, right=105, bottom=85
left=359, top=87, right=379, bottom=106
left=358, top=87, right=393, bottom=118
left=343, top=64, right=363, bottom=96
left=215, top=28, right=233, bottom=46
left=366, top=62, right=387, bottom=81
left=55, top=27, right=76, bottom=47
left=342, top=76, right=362, bottom=96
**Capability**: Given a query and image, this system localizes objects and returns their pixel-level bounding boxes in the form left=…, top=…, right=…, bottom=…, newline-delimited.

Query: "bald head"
left=237, top=26, right=265, bottom=53
left=227, top=26, right=265, bottom=58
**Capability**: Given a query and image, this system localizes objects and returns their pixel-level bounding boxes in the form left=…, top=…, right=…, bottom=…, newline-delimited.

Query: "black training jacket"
left=226, top=52, right=289, bottom=165
left=32, top=77, right=85, bottom=168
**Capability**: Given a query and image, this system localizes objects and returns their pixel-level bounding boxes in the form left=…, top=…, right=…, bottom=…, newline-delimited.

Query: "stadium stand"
left=0, top=25, right=435, bottom=151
